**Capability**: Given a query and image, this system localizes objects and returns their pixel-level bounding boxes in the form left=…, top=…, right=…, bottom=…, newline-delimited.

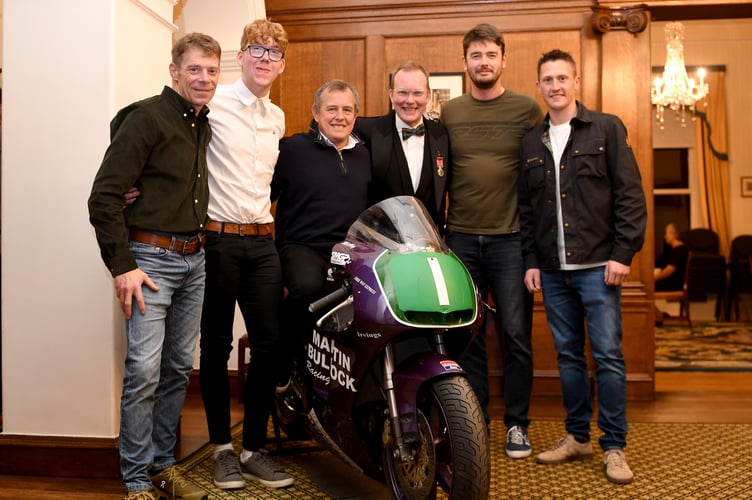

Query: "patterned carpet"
left=178, top=419, right=752, bottom=499
left=655, top=321, right=752, bottom=371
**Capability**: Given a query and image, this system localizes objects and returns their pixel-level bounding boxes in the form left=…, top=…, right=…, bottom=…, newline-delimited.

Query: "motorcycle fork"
left=433, top=330, right=448, bottom=356
left=382, top=344, right=414, bottom=462
left=382, top=330, right=446, bottom=462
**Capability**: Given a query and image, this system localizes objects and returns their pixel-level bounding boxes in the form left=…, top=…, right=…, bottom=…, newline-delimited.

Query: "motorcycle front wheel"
left=382, top=375, right=490, bottom=500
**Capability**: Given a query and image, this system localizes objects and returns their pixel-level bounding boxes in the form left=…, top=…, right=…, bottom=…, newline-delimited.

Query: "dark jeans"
left=278, top=244, right=331, bottom=369
left=445, top=231, right=533, bottom=428
left=199, top=232, right=284, bottom=451
left=541, top=267, right=628, bottom=451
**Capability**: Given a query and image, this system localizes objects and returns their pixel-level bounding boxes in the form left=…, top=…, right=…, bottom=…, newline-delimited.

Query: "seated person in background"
left=655, top=222, right=689, bottom=291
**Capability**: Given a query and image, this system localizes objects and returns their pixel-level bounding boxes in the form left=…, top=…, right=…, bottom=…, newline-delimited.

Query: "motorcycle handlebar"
left=309, top=284, right=351, bottom=314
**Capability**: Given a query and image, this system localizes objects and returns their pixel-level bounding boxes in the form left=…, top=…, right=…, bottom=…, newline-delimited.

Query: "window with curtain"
left=654, top=148, right=691, bottom=262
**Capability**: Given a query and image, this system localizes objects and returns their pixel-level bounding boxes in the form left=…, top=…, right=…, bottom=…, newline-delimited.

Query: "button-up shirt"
left=206, top=79, right=285, bottom=224
left=88, top=86, right=211, bottom=276
left=395, top=115, right=425, bottom=193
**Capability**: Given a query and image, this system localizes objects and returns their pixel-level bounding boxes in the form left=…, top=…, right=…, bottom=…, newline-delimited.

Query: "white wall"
left=1, top=0, right=268, bottom=439
left=175, top=0, right=265, bottom=53
left=1, top=0, right=175, bottom=437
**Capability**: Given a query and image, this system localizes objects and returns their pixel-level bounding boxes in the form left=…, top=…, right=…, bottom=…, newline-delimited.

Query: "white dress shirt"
left=395, top=116, right=425, bottom=193
left=206, top=79, right=285, bottom=224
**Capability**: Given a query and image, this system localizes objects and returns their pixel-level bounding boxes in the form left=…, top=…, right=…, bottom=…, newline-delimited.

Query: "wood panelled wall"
left=267, top=0, right=657, bottom=400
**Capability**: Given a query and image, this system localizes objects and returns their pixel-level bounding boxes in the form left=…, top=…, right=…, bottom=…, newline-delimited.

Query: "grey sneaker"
left=603, top=449, right=634, bottom=484
left=151, top=466, right=208, bottom=499
left=214, top=449, right=245, bottom=490
left=506, top=425, right=532, bottom=458
left=536, top=434, right=593, bottom=464
left=240, top=449, right=294, bottom=488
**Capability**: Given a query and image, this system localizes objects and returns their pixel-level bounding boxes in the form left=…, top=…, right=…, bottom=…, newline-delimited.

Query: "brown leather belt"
left=128, top=230, right=205, bottom=254
left=206, top=220, right=274, bottom=236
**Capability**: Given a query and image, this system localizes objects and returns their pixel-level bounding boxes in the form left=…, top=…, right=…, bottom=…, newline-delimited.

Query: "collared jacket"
left=271, top=119, right=371, bottom=255
left=518, top=101, right=647, bottom=271
left=88, top=86, right=211, bottom=276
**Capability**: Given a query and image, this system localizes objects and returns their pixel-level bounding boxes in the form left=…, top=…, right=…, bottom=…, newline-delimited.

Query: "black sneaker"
left=506, top=425, right=532, bottom=458
left=213, top=449, right=245, bottom=490
left=240, top=449, right=294, bottom=488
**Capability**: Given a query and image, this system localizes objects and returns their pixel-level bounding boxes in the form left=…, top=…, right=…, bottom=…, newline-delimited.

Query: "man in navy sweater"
left=271, top=79, right=371, bottom=377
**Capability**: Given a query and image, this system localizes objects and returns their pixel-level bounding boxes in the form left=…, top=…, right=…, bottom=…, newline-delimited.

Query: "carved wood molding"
left=591, top=4, right=649, bottom=34
left=130, top=0, right=178, bottom=32
left=268, top=1, right=596, bottom=39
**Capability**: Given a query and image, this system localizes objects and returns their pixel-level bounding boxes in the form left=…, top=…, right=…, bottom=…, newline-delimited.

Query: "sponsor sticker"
left=331, top=251, right=351, bottom=266
left=440, top=359, right=461, bottom=371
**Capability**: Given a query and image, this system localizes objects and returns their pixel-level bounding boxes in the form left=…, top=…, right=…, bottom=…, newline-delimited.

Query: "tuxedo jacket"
left=355, top=111, right=450, bottom=231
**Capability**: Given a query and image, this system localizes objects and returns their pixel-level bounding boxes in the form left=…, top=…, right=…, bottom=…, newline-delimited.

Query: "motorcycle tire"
left=382, top=375, right=490, bottom=500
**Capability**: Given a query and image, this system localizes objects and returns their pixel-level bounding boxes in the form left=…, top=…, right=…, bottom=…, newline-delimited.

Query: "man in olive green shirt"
left=441, top=24, right=543, bottom=460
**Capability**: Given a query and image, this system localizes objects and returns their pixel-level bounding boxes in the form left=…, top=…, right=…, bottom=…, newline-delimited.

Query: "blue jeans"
left=445, top=231, right=533, bottom=427
left=120, top=241, right=206, bottom=493
left=540, top=266, right=628, bottom=451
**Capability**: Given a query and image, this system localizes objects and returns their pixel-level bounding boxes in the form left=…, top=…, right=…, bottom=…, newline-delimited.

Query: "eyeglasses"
left=245, top=45, right=285, bottom=62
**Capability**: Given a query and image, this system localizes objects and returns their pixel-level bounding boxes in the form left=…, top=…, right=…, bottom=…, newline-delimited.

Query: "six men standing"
left=89, top=18, right=645, bottom=499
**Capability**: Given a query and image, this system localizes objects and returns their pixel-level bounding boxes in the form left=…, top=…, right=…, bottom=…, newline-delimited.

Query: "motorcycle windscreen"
left=375, top=251, right=477, bottom=326
left=348, top=196, right=449, bottom=254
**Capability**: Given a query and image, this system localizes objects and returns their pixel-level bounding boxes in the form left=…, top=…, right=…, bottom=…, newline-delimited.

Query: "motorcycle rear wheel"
left=382, top=375, right=490, bottom=500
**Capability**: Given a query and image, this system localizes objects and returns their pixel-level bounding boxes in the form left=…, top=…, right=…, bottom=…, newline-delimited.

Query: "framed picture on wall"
left=426, top=72, right=465, bottom=119
left=742, top=177, right=752, bottom=198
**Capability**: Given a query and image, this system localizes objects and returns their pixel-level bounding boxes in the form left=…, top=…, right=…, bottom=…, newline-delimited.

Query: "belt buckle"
left=182, top=233, right=204, bottom=254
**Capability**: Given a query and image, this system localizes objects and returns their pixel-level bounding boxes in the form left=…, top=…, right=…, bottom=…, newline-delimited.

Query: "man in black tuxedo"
left=355, top=61, right=450, bottom=231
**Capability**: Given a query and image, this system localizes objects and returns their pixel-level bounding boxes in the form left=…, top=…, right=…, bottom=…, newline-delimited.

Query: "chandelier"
left=651, top=22, right=709, bottom=128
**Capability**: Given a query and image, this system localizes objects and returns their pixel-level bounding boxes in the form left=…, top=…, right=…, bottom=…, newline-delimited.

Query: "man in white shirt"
left=199, top=19, right=293, bottom=491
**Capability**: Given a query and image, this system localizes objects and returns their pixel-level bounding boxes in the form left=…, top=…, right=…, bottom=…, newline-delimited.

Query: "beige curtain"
left=694, top=69, right=730, bottom=257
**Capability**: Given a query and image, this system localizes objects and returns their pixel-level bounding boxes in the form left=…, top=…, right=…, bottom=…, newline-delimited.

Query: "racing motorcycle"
left=275, top=196, right=490, bottom=499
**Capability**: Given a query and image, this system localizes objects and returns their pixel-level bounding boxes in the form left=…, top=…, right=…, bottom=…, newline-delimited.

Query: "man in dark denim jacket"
left=518, top=49, right=646, bottom=485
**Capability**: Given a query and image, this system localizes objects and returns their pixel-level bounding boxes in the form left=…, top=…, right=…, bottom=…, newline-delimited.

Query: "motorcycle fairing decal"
left=353, top=276, right=377, bottom=294
left=355, top=331, right=382, bottom=339
left=306, top=330, right=358, bottom=392
left=439, top=359, right=462, bottom=371
left=427, top=256, right=450, bottom=306
left=331, top=250, right=351, bottom=266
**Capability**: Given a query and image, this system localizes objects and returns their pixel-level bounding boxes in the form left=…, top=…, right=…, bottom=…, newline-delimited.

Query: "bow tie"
left=401, top=124, right=425, bottom=140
